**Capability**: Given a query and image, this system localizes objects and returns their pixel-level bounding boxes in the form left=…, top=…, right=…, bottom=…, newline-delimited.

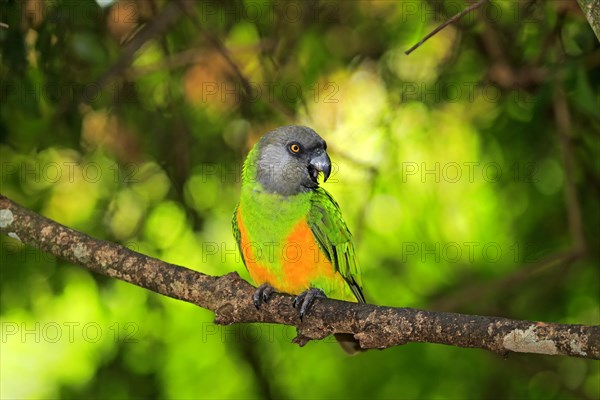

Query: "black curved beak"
left=308, top=151, right=331, bottom=183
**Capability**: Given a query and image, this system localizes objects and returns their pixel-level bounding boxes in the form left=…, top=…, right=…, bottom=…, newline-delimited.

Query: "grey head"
left=253, top=125, right=331, bottom=196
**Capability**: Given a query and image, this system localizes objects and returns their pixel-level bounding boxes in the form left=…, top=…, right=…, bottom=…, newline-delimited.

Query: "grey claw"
left=253, top=284, right=274, bottom=309
left=292, top=288, right=326, bottom=321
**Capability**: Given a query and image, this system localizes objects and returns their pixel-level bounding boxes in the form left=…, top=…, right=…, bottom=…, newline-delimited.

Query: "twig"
left=405, top=0, right=490, bottom=55
left=1, top=194, right=598, bottom=359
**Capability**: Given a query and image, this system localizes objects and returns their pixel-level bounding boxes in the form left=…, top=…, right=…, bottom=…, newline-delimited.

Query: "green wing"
left=308, top=188, right=365, bottom=303
left=232, top=205, right=246, bottom=268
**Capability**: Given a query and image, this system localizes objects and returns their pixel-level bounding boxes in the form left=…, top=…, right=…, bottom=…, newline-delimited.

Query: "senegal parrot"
left=232, top=125, right=365, bottom=353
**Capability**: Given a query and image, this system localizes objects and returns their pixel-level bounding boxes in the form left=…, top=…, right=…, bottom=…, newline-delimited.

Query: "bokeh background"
left=1, top=0, right=599, bottom=399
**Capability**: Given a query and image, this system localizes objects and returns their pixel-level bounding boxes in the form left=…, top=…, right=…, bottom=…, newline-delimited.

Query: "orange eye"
left=290, top=143, right=301, bottom=153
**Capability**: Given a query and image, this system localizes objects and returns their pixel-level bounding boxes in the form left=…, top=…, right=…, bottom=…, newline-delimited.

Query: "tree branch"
left=405, top=0, right=489, bottom=55
left=1, top=194, right=598, bottom=359
left=577, top=0, right=600, bottom=42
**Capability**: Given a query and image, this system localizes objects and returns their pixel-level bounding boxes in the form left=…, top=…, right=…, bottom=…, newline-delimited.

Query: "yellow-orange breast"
left=236, top=208, right=346, bottom=296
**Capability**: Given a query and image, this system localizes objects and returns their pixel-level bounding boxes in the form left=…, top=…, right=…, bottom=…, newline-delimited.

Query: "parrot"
left=232, top=125, right=365, bottom=354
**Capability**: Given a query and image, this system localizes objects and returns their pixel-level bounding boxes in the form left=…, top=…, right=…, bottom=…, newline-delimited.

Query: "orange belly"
left=237, top=209, right=341, bottom=295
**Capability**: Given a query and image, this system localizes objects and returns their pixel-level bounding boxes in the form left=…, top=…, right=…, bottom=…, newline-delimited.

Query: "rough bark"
left=577, top=0, right=600, bottom=42
left=1, top=194, right=598, bottom=359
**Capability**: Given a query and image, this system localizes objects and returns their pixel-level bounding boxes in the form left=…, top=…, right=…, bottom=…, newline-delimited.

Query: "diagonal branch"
left=405, top=0, right=490, bottom=55
left=0, top=194, right=598, bottom=359
left=576, top=0, right=600, bottom=41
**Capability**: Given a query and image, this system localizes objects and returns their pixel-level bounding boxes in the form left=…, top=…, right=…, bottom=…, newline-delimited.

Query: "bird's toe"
left=253, top=283, right=275, bottom=309
left=292, top=288, right=326, bottom=320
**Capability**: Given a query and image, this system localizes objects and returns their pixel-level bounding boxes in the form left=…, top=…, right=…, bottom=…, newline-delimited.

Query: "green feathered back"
left=308, top=188, right=365, bottom=303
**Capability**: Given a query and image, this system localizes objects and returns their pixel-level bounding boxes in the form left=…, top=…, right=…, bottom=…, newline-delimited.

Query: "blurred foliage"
left=1, top=0, right=599, bottom=399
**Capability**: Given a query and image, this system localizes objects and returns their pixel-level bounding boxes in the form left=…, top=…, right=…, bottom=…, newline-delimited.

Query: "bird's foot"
left=253, top=283, right=275, bottom=309
left=292, top=288, right=326, bottom=321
